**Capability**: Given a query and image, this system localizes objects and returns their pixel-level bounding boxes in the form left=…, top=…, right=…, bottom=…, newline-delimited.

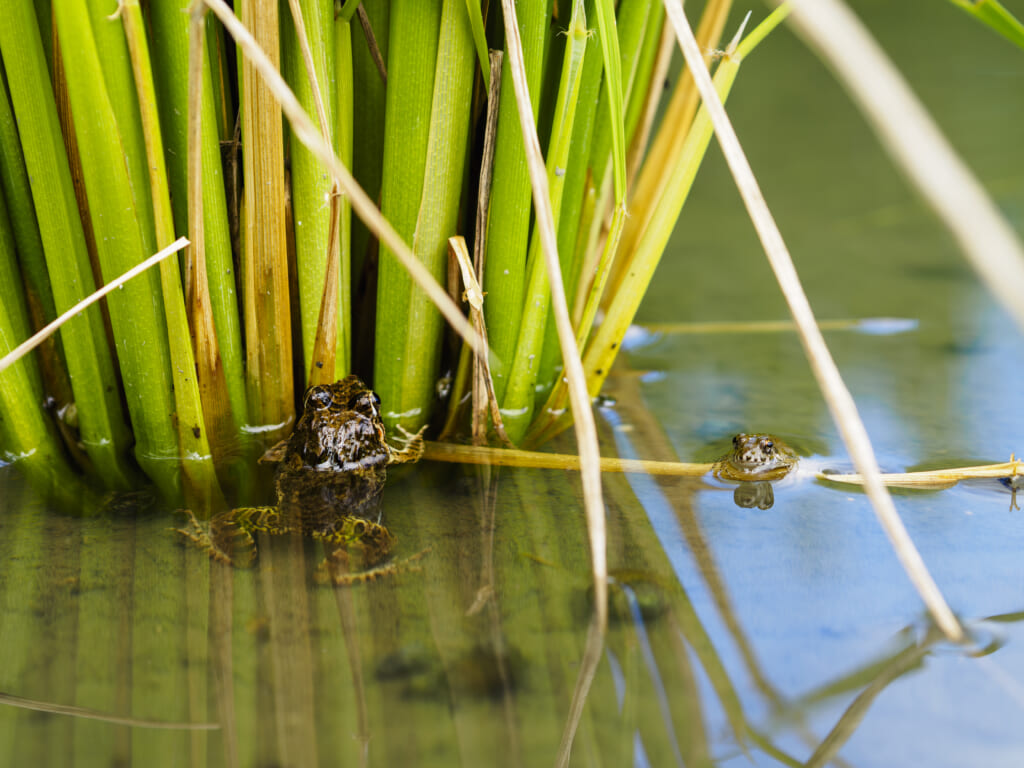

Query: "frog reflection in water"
left=712, top=433, right=799, bottom=510
left=177, top=375, right=425, bottom=583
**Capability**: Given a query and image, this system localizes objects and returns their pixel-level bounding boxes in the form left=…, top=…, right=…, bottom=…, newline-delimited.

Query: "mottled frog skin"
left=712, top=434, right=799, bottom=483
left=177, top=375, right=425, bottom=583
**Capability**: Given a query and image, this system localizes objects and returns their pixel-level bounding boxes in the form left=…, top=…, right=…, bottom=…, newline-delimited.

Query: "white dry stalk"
left=447, top=236, right=509, bottom=444
left=782, top=0, right=1024, bottom=332
left=0, top=238, right=190, bottom=374
left=451, top=237, right=484, bottom=311
left=0, top=690, right=219, bottom=730
left=498, top=0, right=607, bottom=627
left=201, top=0, right=482, bottom=360
left=662, top=1, right=964, bottom=642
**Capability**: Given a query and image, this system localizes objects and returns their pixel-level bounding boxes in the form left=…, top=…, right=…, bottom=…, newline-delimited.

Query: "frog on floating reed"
left=176, top=375, right=426, bottom=584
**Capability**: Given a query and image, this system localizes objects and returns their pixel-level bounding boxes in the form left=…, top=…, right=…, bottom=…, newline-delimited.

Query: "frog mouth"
left=308, top=447, right=389, bottom=471
left=737, top=451, right=774, bottom=470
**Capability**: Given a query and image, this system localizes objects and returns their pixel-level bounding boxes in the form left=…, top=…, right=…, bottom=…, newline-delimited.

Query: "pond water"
left=2, top=2, right=1024, bottom=766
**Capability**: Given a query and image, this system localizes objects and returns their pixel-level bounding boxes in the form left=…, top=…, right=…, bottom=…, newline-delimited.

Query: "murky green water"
left=2, top=3, right=1024, bottom=766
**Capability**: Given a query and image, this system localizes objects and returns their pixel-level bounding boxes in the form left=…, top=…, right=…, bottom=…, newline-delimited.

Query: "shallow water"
left=3, top=2, right=1024, bottom=766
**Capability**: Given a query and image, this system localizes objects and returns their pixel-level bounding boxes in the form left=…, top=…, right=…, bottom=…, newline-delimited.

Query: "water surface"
left=2, top=2, right=1024, bottom=766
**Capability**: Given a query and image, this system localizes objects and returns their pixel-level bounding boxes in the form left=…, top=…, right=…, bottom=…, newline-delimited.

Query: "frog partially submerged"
left=176, top=375, right=425, bottom=584
left=712, top=434, right=799, bottom=509
left=713, top=433, right=799, bottom=482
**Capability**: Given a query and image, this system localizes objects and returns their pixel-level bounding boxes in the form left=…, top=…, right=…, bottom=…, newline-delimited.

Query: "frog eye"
left=304, top=385, right=334, bottom=411
left=350, top=391, right=382, bottom=420
left=348, top=390, right=379, bottom=407
left=760, top=439, right=774, bottom=454
left=733, top=434, right=743, bottom=448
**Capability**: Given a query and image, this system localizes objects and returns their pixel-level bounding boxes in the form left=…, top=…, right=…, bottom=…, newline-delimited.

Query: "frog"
left=711, top=434, right=799, bottom=509
left=712, top=433, right=799, bottom=483
left=175, top=375, right=426, bottom=584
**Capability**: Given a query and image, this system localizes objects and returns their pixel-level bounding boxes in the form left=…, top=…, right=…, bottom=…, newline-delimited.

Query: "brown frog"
left=712, top=434, right=799, bottom=510
left=176, top=375, right=425, bottom=583
left=712, top=433, right=799, bottom=483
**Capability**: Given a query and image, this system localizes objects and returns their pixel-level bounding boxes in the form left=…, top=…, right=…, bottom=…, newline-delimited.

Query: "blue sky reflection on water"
left=606, top=314, right=1024, bottom=766
left=958, top=298, right=1024, bottom=460
left=616, top=244, right=1024, bottom=763
left=612, top=248, right=1024, bottom=762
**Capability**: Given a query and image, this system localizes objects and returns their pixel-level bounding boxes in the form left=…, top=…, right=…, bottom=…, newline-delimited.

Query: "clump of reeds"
left=0, top=0, right=787, bottom=508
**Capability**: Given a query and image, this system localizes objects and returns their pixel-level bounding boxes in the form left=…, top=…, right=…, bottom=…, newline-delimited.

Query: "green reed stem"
left=334, top=17, right=354, bottom=377
left=0, top=185, right=50, bottom=453
left=622, top=1, right=664, bottom=152
left=531, top=0, right=651, bottom=433
left=284, top=0, right=345, bottom=384
left=394, top=0, right=476, bottom=431
left=948, top=0, right=1024, bottom=49
left=349, top=0, right=389, bottom=283
left=581, top=47, right=742, bottom=398
left=0, top=190, right=89, bottom=509
left=0, top=78, right=56, bottom=332
left=464, top=0, right=490, bottom=89
left=588, top=0, right=655, bottom=198
left=533, top=0, right=606, bottom=405
left=149, top=0, right=248, bottom=431
left=0, top=76, right=79, bottom=469
left=121, top=0, right=225, bottom=509
left=501, top=0, right=589, bottom=442
left=53, top=0, right=181, bottom=498
left=482, top=0, right=550, bottom=402
left=0, top=199, right=33, bottom=380
left=0, top=0, right=137, bottom=489
left=87, top=0, right=157, bottom=257
left=205, top=12, right=234, bottom=140
left=373, top=0, right=443, bottom=429
left=528, top=6, right=782, bottom=446
left=591, top=0, right=626, bottom=204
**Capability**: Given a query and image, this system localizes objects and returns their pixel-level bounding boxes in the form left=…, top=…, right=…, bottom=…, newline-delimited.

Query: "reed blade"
left=482, top=0, right=550, bottom=403
left=238, top=0, right=295, bottom=438
left=0, top=0, right=137, bottom=489
left=150, top=0, right=249, bottom=435
left=53, top=0, right=183, bottom=499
